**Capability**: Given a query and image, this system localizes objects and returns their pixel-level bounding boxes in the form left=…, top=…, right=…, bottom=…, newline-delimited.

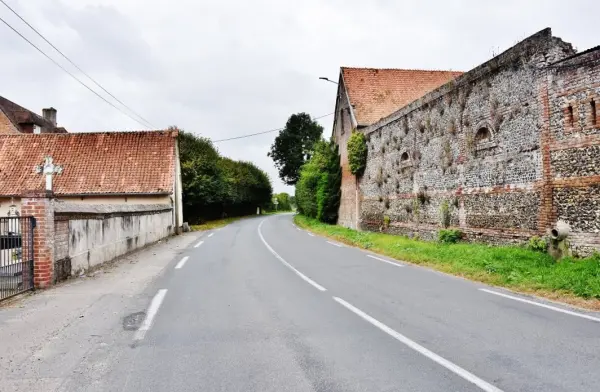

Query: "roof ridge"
left=341, top=66, right=463, bottom=73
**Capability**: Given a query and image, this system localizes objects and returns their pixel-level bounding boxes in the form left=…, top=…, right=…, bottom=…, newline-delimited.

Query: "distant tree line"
left=178, top=130, right=273, bottom=223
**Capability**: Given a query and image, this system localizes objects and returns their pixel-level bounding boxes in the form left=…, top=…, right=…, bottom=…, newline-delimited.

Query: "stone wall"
left=53, top=203, right=173, bottom=275
left=545, top=45, right=600, bottom=255
left=335, top=29, right=600, bottom=254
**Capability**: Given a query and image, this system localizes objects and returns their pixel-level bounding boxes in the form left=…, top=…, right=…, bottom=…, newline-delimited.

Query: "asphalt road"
left=60, top=214, right=600, bottom=392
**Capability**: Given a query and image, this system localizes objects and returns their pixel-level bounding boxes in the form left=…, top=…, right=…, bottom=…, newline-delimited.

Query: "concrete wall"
left=55, top=204, right=173, bottom=274
left=334, top=29, right=600, bottom=254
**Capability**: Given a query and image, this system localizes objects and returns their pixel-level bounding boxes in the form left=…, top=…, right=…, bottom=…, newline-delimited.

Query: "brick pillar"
left=21, top=190, right=55, bottom=289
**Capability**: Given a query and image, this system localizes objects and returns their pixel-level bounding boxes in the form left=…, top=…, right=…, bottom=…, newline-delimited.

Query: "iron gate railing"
left=0, top=217, right=35, bottom=301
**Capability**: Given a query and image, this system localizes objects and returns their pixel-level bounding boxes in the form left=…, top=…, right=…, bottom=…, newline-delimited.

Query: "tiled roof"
left=341, top=67, right=463, bottom=126
left=0, top=131, right=177, bottom=196
left=0, top=96, right=65, bottom=133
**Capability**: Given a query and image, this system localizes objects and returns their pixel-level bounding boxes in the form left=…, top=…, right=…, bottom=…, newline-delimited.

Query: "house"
left=332, top=28, right=600, bottom=256
left=0, top=95, right=67, bottom=134
left=332, top=67, right=463, bottom=228
left=0, top=130, right=183, bottom=287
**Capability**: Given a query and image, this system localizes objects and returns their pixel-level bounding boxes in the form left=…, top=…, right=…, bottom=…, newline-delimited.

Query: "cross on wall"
left=34, top=156, right=64, bottom=192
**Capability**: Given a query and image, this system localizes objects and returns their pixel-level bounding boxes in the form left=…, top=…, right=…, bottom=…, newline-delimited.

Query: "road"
left=2, top=214, right=600, bottom=392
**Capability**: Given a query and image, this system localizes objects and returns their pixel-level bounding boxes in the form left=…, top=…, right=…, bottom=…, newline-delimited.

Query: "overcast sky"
left=1, top=1, right=598, bottom=193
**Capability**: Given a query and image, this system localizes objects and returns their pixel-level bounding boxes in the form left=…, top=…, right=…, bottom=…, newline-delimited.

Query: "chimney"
left=42, top=107, right=57, bottom=126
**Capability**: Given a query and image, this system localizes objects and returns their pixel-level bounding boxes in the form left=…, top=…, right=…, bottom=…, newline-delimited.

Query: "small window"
left=475, top=127, right=491, bottom=142
left=400, top=152, right=409, bottom=162
left=591, top=100, right=597, bottom=127
left=567, top=105, right=574, bottom=127
left=339, top=109, right=345, bottom=135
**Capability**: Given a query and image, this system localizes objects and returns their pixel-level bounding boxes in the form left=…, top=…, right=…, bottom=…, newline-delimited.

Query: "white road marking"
left=194, top=240, right=204, bottom=248
left=480, top=289, right=600, bottom=323
left=258, top=219, right=327, bottom=292
left=333, top=297, right=504, bottom=392
left=308, top=233, right=315, bottom=237
left=208, top=233, right=214, bottom=238
left=326, top=241, right=343, bottom=247
left=367, top=254, right=404, bottom=267
left=134, top=289, right=168, bottom=341
left=175, top=256, right=189, bottom=270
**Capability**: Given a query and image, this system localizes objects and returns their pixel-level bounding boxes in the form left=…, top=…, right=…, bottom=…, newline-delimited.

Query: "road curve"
left=61, top=214, right=600, bottom=392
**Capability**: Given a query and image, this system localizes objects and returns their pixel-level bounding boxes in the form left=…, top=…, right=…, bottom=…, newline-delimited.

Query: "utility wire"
left=0, top=14, right=154, bottom=129
left=213, top=112, right=334, bottom=143
left=0, top=0, right=155, bottom=129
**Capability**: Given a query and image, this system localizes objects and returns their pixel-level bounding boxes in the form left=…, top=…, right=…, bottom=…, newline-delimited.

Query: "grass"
left=190, top=216, right=252, bottom=231
left=294, top=215, right=600, bottom=309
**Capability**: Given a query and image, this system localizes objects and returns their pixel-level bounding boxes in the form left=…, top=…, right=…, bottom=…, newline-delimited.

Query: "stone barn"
left=333, top=28, right=600, bottom=256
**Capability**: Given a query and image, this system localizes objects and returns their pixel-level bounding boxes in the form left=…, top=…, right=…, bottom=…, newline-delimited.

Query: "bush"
left=295, top=140, right=341, bottom=224
left=438, top=229, right=462, bottom=244
left=527, top=236, right=548, bottom=253
left=347, top=131, right=368, bottom=176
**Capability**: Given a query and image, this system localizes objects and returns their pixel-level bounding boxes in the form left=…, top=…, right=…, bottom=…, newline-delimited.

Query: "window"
left=340, top=109, right=345, bottom=135
left=591, top=100, right=597, bottom=127
left=400, top=152, right=409, bottom=162
left=475, top=127, right=491, bottom=143
left=567, top=105, right=574, bottom=127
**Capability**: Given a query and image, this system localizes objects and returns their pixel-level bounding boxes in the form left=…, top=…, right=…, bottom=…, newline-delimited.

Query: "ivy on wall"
left=347, top=131, right=368, bottom=176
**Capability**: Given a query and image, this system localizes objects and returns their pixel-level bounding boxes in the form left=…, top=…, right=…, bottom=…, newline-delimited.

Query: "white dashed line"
left=258, top=220, right=327, bottom=292
left=333, top=297, right=503, bottom=392
left=326, top=241, right=343, bottom=247
left=134, top=289, right=168, bottom=341
left=175, top=256, right=189, bottom=269
left=208, top=233, right=214, bottom=238
left=308, top=233, right=315, bottom=237
left=194, top=240, right=204, bottom=248
left=367, top=254, right=404, bottom=267
left=480, top=289, right=600, bottom=323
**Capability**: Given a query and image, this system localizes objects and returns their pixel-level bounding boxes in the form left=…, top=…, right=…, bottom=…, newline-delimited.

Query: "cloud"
left=0, top=0, right=598, bottom=193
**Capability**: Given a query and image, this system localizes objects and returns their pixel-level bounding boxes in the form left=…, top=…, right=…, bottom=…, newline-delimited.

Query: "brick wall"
left=336, top=29, right=600, bottom=254
left=21, top=191, right=54, bottom=288
left=0, top=108, right=18, bottom=134
left=546, top=46, right=600, bottom=255
left=333, top=77, right=360, bottom=229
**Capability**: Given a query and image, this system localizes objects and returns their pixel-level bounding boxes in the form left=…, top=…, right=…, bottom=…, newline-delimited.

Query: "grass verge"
left=190, top=216, right=252, bottom=231
left=294, top=215, right=600, bottom=310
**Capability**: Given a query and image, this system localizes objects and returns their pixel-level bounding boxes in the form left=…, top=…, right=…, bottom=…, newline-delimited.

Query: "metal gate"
left=0, top=217, right=35, bottom=301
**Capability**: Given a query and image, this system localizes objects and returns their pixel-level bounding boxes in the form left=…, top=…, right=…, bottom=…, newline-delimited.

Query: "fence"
left=0, top=217, right=34, bottom=301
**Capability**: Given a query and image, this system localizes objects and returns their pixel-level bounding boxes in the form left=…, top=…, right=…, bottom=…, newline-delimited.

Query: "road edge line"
left=175, top=256, right=189, bottom=270
left=479, top=288, right=600, bottom=323
left=366, top=254, right=404, bottom=267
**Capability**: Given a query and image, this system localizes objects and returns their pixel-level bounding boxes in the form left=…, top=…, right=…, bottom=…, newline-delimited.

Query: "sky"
left=0, top=1, right=598, bottom=194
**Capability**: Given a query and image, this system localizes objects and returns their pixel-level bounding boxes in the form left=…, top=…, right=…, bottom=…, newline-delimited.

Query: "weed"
left=527, top=236, right=548, bottom=253
left=438, top=229, right=462, bottom=243
left=440, top=200, right=451, bottom=228
left=416, top=189, right=430, bottom=205
left=383, top=215, right=391, bottom=229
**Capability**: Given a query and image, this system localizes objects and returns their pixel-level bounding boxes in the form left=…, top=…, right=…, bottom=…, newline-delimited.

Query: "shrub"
left=383, top=215, right=390, bottom=229
left=527, top=236, right=548, bottom=253
left=438, top=229, right=462, bottom=243
left=440, top=200, right=451, bottom=228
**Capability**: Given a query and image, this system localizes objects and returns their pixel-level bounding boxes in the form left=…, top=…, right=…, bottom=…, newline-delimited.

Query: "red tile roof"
left=0, top=131, right=177, bottom=196
left=0, top=96, right=66, bottom=133
left=341, top=67, right=463, bottom=126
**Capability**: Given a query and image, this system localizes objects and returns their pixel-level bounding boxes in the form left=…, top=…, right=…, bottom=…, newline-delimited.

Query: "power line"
left=213, top=112, right=334, bottom=143
left=0, top=15, right=154, bottom=129
left=0, top=0, right=155, bottom=129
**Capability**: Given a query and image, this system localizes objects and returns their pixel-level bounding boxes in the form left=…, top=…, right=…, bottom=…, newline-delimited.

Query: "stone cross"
left=34, top=156, right=63, bottom=192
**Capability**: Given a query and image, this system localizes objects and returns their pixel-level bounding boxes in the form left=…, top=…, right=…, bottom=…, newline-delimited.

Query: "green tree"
left=178, top=128, right=272, bottom=223
left=268, top=113, right=323, bottom=185
left=295, top=140, right=341, bottom=223
left=275, top=192, right=292, bottom=211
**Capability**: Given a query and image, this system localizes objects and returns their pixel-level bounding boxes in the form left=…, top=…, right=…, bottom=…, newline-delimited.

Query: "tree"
left=295, top=140, right=341, bottom=223
left=347, top=131, right=368, bottom=176
left=275, top=192, right=292, bottom=211
left=268, top=113, right=323, bottom=185
left=178, top=128, right=272, bottom=223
